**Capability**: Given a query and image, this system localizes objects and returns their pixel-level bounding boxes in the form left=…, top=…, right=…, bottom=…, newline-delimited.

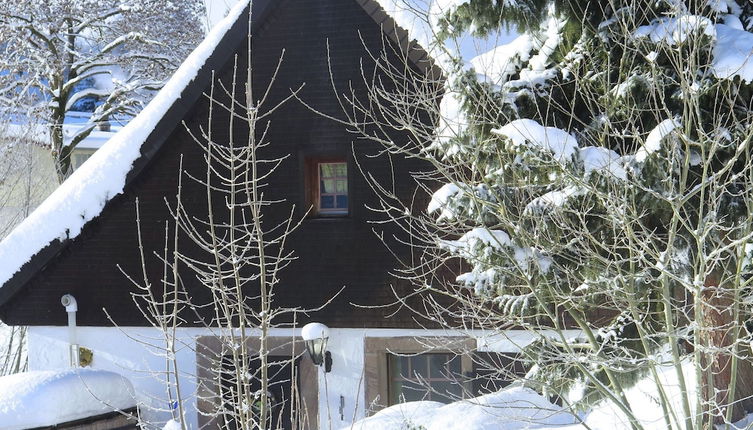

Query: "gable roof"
left=0, top=0, right=435, bottom=309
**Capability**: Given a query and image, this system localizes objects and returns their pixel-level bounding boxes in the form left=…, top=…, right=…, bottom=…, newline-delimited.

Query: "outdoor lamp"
left=302, top=322, right=332, bottom=373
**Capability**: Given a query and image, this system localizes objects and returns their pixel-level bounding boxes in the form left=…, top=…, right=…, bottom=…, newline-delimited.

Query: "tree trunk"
left=700, top=276, right=753, bottom=426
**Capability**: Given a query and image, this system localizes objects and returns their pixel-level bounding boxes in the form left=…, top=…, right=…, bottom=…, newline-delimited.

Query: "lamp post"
left=301, top=322, right=332, bottom=373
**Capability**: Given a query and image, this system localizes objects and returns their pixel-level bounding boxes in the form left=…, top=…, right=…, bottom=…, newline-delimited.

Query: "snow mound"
left=525, top=186, right=583, bottom=213
left=442, top=227, right=512, bottom=253
left=0, top=369, right=136, bottom=430
left=345, top=386, right=578, bottom=430
left=0, top=0, right=248, bottom=288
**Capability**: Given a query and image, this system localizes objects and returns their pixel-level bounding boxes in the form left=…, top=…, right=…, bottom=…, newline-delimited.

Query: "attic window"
left=307, top=159, right=348, bottom=217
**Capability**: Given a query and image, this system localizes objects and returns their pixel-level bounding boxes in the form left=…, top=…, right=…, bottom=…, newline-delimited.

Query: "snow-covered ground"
left=344, top=386, right=578, bottom=430
left=0, top=369, right=135, bottom=430
left=343, top=361, right=753, bottom=430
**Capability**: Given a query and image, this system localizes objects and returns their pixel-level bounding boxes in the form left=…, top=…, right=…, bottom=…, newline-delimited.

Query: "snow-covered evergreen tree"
left=355, top=0, right=753, bottom=427
left=0, top=0, right=205, bottom=180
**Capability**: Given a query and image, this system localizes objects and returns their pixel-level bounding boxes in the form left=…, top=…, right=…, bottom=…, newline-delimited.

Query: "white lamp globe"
left=301, top=322, right=330, bottom=341
left=301, top=322, right=330, bottom=366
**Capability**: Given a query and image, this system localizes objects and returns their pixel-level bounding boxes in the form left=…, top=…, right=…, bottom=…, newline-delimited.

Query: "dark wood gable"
left=0, top=0, right=434, bottom=328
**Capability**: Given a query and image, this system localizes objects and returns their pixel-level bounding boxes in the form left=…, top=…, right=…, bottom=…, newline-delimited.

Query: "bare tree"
left=0, top=0, right=205, bottom=181
left=0, top=113, right=58, bottom=376
left=116, top=24, right=336, bottom=428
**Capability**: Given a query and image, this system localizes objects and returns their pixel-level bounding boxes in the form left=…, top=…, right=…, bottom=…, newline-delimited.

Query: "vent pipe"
left=60, top=294, right=79, bottom=367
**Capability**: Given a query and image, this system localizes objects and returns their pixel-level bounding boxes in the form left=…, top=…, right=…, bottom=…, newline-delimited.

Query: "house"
left=0, top=1, right=550, bottom=428
left=0, top=112, right=120, bottom=238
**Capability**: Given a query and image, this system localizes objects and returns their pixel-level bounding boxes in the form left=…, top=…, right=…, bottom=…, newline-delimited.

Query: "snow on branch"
left=492, top=119, right=578, bottom=163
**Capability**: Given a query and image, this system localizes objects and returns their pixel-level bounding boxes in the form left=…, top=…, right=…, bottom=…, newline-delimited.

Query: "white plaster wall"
left=29, top=326, right=205, bottom=429
left=28, top=326, right=573, bottom=429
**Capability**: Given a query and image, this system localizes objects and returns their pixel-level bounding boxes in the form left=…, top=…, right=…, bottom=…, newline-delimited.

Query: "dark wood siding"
left=0, top=0, right=434, bottom=328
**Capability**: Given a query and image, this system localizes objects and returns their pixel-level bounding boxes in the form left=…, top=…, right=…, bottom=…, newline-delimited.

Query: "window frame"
left=305, top=156, right=350, bottom=218
left=363, top=337, right=475, bottom=411
left=387, top=352, right=464, bottom=404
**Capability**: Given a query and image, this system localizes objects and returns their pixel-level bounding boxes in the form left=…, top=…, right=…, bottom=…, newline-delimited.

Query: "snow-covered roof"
left=0, top=0, right=250, bottom=294
left=0, top=369, right=135, bottom=430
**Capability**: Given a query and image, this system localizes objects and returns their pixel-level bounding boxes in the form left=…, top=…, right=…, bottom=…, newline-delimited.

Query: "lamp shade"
left=301, top=322, right=330, bottom=366
left=301, top=322, right=329, bottom=341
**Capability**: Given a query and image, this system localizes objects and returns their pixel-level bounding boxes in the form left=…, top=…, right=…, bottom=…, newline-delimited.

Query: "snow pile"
left=441, top=227, right=552, bottom=289
left=442, top=227, right=513, bottom=253
left=525, top=186, right=583, bottom=214
left=0, top=369, right=135, bottom=430
left=524, top=9, right=564, bottom=76
left=578, top=359, right=700, bottom=430
left=344, top=361, right=725, bottom=430
left=492, top=120, right=628, bottom=178
left=433, top=89, right=469, bottom=156
left=0, top=0, right=248, bottom=288
left=344, top=386, right=578, bottom=430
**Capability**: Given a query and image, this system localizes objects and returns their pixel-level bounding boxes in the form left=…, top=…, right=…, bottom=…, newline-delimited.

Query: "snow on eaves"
left=0, top=0, right=249, bottom=288
left=0, top=369, right=135, bottom=430
left=373, top=0, right=438, bottom=58
left=372, top=0, right=467, bottom=71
